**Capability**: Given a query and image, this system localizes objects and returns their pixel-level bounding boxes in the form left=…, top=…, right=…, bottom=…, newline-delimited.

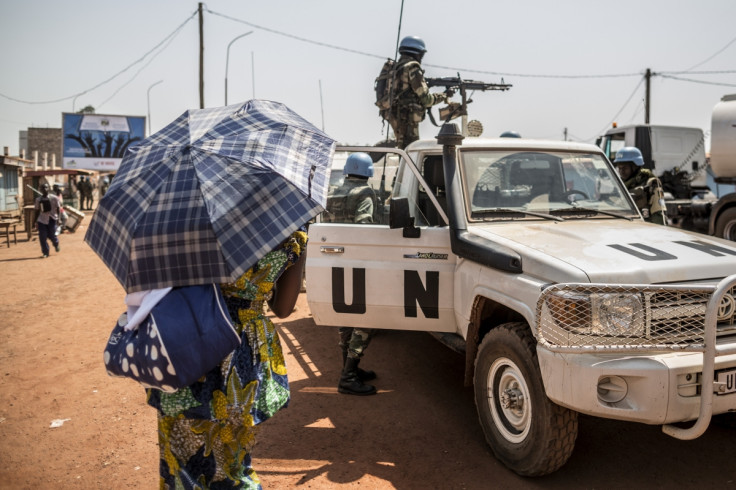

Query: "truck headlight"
left=594, top=293, right=645, bottom=336
left=546, top=291, right=645, bottom=337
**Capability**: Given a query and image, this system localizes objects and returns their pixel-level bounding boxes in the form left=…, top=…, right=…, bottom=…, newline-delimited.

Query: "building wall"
left=0, top=156, right=25, bottom=213
left=27, top=127, right=62, bottom=167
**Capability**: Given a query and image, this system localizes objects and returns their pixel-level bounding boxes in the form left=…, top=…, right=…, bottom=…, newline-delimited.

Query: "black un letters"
left=331, top=268, right=439, bottom=318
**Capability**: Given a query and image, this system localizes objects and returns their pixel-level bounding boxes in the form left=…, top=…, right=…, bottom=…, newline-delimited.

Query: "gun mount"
left=426, top=73, right=512, bottom=123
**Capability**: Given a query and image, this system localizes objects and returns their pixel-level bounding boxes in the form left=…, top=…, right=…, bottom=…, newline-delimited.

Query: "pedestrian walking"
left=34, top=183, right=61, bottom=258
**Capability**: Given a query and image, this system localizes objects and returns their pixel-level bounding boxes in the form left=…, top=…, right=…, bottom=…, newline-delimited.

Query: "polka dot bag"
left=103, top=284, right=240, bottom=393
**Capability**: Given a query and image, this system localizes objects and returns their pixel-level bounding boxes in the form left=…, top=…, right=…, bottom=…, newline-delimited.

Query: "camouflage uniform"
left=388, top=54, right=447, bottom=149
left=339, top=326, right=374, bottom=360
left=623, top=168, right=668, bottom=225
left=325, top=177, right=376, bottom=224
left=330, top=177, right=376, bottom=360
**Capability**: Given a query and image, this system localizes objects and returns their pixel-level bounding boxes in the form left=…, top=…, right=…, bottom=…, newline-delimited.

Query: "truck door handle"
left=320, top=246, right=344, bottom=254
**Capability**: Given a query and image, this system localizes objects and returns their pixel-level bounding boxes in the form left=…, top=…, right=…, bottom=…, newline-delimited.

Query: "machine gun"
left=426, top=74, right=512, bottom=123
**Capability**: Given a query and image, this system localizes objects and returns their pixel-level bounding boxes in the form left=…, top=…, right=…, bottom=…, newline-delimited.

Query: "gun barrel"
left=426, top=77, right=512, bottom=91
left=464, top=81, right=513, bottom=91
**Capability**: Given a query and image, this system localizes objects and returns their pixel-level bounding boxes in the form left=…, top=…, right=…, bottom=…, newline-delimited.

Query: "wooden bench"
left=0, top=218, right=19, bottom=247
left=0, top=195, right=23, bottom=246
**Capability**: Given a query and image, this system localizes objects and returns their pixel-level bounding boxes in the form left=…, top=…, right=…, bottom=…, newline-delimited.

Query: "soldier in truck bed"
left=387, top=36, right=449, bottom=149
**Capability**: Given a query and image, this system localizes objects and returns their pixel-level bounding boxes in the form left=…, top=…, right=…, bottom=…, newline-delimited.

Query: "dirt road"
left=1, top=217, right=734, bottom=489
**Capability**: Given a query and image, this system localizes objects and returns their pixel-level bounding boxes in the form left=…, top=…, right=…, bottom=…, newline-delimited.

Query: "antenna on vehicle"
left=393, top=0, right=405, bottom=61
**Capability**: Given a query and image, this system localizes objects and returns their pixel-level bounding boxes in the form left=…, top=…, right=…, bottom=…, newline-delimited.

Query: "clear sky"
left=2, top=0, right=735, bottom=155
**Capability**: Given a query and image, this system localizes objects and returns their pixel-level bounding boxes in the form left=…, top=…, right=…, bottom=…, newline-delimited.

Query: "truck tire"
left=474, top=322, right=578, bottom=476
left=715, top=207, right=736, bottom=241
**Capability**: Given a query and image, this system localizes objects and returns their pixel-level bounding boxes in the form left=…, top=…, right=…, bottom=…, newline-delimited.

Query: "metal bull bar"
left=663, top=274, right=736, bottom=439
left=537, top=274, right=736, bottom=440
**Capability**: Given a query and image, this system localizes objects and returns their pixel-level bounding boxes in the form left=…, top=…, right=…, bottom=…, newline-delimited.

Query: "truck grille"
left=537, top=283, right=736, bottom=351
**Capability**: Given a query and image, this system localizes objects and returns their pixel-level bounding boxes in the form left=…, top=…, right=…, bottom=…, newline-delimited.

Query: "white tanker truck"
left=597, top=94, right=736, bottom=239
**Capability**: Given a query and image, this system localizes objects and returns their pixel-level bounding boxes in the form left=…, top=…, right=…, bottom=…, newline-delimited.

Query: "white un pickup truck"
left=305, top=124, right=736, bottom=476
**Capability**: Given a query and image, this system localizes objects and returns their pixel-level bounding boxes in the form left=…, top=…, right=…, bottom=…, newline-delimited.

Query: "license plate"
left=716, top=369, right=736, bottom=395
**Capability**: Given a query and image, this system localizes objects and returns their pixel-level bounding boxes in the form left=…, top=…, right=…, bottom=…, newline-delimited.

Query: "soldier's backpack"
left=374, top=58, right=396, bottom=119
left=325, top=185, right=377, bottom=223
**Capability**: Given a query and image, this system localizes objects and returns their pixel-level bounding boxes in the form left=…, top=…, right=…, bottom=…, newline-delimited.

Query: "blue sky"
left=2, top=0, right=735, bottom=154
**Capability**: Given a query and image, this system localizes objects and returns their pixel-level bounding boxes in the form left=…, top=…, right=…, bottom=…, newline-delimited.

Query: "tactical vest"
left=325, top=183, right=376, bottom=223
left=624, top=168, right=666, bottom=222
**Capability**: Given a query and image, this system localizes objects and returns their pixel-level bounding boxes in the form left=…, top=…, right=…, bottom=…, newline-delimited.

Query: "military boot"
left=341, top=349, right=376, bottom=382
left=338, top=357, right=376, bottom=396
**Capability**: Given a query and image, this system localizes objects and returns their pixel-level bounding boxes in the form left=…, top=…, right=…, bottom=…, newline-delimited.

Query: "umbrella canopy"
left=85, top=100, right=335, bottom=293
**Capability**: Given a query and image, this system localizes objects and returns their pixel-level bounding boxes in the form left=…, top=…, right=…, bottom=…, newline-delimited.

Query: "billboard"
left=62, top=113, right=146, bottom=171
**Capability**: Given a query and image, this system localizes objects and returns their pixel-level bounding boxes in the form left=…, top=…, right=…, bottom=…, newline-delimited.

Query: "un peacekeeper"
left=328, top=152, right=377, bottom=224
left=388, top=36, right=449, bottom=149
left=334, top=153, right=378, bottom=395
left=614, top=146, right=667, bottom=225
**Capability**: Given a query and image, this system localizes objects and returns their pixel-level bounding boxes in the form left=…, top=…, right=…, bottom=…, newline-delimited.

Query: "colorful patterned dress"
left=146, top=229, right=307, bottom=489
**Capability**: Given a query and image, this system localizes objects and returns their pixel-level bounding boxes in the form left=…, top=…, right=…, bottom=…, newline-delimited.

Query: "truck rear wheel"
left=715, top=207, right=736, bottom=241
left=474, top=322, right=578, bottom=476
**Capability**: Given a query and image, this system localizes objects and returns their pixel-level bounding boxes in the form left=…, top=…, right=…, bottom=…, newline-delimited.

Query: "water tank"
left=710, top=94, right=736, bottom=178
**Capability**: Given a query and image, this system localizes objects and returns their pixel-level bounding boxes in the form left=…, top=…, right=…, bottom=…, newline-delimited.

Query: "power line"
left=207, top=10, right=736, bottom=80
left=13, top=4, right=726, bottom=109
left=205, top=8, right=646, bottom=80
left=204, top=9, right=734, bottom=142
left=660, top=70, right=736, bottom=75
left=2, top=6, right=734, bottom=121
left=0, top=9, right=197, bottom=106
left=583, top=76, right=646, bottom=142
left=96, top=18, right=187, bottom=111
left=627, top=97, right=646, bottom=123
left=683, top=34, right=736, bottom=72
left=424, top=64, right=641, bottom=79
left=659, top=74, right=736, bottom=87
left=206, top=8, right=386, bottom=60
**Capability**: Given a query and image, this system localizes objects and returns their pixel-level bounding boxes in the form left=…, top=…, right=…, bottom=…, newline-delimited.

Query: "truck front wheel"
left=715, top=207, right=736, bottom=241
left=474, top=322, right=578, bottom=476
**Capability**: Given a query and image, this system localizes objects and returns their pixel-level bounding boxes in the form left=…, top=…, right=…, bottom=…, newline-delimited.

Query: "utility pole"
left=198, top=2, right=204, bottom=109
left=645, top=68, right=651, bottom=124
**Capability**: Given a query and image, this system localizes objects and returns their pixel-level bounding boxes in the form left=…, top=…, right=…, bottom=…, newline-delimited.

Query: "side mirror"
left=389, top=197, right=421, bottom=238
left=389, top=197, right=410, bottom=229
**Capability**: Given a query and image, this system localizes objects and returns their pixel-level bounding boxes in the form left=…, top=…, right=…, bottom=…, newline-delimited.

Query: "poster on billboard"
left=62, top=113, right=146, bottom=171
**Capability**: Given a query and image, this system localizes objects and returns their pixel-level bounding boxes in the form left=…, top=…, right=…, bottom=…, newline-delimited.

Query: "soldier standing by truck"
left=380, top=36, right=448, bottom=149
left=327, top=153, right=379, bottom=395
left=326, top=153, right=378, bottom=224
left=614, top=146, right=668, bottom=225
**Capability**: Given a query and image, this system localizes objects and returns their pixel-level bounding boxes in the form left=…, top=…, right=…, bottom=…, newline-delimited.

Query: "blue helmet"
left=344, top=152, right=374, bottom=178
left=614, top=146, right=644, bottom=167
left=399, top=36, right=427, bottom=56
left=499, top=131, right=521, bottom=138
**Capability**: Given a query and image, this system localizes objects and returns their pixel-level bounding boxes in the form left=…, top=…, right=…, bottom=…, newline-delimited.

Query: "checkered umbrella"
left=85, top=100, right=335, bottom=293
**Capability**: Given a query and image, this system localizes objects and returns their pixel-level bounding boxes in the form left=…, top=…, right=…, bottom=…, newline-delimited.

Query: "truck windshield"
left=459, top=150, right=637, bottom=221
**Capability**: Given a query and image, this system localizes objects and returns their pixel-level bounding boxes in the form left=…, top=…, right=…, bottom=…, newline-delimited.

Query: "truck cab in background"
left=596, top=94, right=736, bottom=239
